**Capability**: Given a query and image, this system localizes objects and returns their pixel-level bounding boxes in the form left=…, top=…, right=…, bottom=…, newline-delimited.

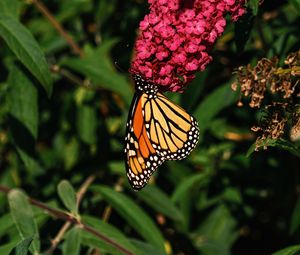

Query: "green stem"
left=274, top=66, right=300, bottom=75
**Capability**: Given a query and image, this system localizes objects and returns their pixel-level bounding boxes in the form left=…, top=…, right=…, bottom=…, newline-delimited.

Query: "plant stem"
left=45, top=175, right=96, bottom=255
left=0, top=184, right=134, bottom=255
left=274, top=66, right=300, bottom=76
left=30, top=0, right=84, bottom=57
left=102, top=178, right=124, bottom=222
left=45, top=222, right=71, bottom=255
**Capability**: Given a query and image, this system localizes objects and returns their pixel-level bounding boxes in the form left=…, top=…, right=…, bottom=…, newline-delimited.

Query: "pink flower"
left=185, top=59, right=199, bottom=71
left=130, top=0, right=246, bottom=92
left=179, top=10, right=195, bottom=23
left=156, top=46, right=169, bottom=60
left=159, top=64, right=174, bottom=76
left=215, top=18, right=226, bottom=34
left=140, top=20, right=149, bottom=31
left=172, top=51, right=187, bottom=64
left=184, top=41, right=199, bottom=53
left=163, top=34, right=182, bottom=51
left=138, top=64, right=153, bottom=78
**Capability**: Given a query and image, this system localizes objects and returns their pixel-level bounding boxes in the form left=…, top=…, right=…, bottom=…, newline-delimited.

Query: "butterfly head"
left=132, top=74, right=159, bottom=96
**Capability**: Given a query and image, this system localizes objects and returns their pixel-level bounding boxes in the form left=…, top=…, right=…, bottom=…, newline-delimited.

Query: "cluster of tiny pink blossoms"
left=130, top=0, right=245, bottom=92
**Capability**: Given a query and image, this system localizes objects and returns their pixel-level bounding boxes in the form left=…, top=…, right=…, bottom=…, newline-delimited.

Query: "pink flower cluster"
left=130, top=0, right=245, bottom=92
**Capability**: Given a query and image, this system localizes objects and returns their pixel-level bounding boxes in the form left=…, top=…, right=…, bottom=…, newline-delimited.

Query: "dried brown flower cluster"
left=291, top=115, right=300, bottom=141
left=232, top=50, right=300, bottom=148
left=251, top=103, right=288, bottom=142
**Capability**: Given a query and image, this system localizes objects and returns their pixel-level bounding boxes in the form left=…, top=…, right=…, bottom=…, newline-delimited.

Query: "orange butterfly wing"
left=125, top=93, right=164, bottom=190
left=143, top=92, right=199, bottom=160
left=125, top=75, right=200, bottom=190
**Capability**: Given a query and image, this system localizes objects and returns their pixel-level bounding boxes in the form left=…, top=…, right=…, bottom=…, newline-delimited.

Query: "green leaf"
left=64, top=138, right=79, bottom=170
left=195, top=205, right=237, bottom=255
left=0, top=213, right=14, bottom=237
left=272, top=245, right=300, bottom=255
left=0, top=0, right=21, bottom=19
left=0, top=15, right=52, bottom=96
left=222, top=187, right=242, bottom=204
left=63, top=227, right=81, bottom=255
left=290, top=0, right=300, bottom=13
left=130, top=240, right=166, bottom=255
left=248, top=0, right=259, bottom=15
left=247, top=138, right=300, bottom=158
left=6, top=64, right=42, bottom=173
left=137, top=185, right=184, bottom=222
left=172, top=173, right=209, bottom=203
left=91, top=185, right=166, bottom=254
left=15, top=237, right=34, bottom=255
left=8, top=189, right=40, bottom=254
left=290, top=197, right=300, bottom=234
left=7, top=65, right=38, bottom=139
left=194, top=82, right=238, bottom=138
left=57, top=180, right=78, bottom=215
left=0, top=242, right=18, bottom=255
left=76, top=105, right=97, bottom=145
left=81, top=216, right=142, bottom=255
left=60, top=43, right=132, bottom=105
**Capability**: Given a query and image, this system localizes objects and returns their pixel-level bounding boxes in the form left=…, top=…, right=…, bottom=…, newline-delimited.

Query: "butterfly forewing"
left=125, top=93, right=165, bottom=190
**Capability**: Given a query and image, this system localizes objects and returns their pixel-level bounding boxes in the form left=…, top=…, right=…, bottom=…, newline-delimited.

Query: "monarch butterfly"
left=125, top=74, right=199, bottom=190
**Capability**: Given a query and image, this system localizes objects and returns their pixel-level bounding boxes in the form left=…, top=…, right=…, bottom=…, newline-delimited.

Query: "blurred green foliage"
left=0, top=0, right=300, bottom=254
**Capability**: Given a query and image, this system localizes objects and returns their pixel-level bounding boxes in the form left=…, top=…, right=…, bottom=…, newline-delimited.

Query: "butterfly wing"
left=125, top=93, right=164, bottom=190
left=143, top=92, right=199, bottom=160
left=125, top=88, right=199, bottom=190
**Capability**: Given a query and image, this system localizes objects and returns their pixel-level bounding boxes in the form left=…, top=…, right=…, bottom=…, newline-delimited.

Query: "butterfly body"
left=125, top=74, right=199, bottom=190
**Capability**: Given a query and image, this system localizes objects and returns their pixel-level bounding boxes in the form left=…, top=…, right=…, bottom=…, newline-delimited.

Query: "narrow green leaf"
left=196, top=205, right=237, bottom=255
left=272, top=245, right=300, bottom=255
left=7, top=65, right=38, bottom=139
left=8, top=189, right=40, bottom=254
left=64, top=138, right=79, bottom=170
left=222, top=187, right=242, bottom=204
left=247, top=138, right=300, bottom=158
left=76, top=105, right=97, bottom=145
left=289, top=0, right=300, bottom=13
left=0, top=213, right=14, bottom=236
left=130, top=240, right=166, bottom=255
left=0, top=242, right=18, bottom=255
left=137, top=185, right=184, bottom=222
left=248, top=0, right=259, bottom=15
left=91, top=185, right=166, bottom=254
left=0, top=0, right=21, bottom=19
left=81, top=216, right=142, bottom=255
left=63, top=227, right=81, bottom=255
left=0, top=15, right=52, bottom=96
left=60, top=43, right=132, bottom=105
left=7, top=65, right=42, bottom=173
left=172, top=173, right=209, bottom=203
left=15, top=237, right=33, bottom=255
left=68, top=56, right=131, bottom=102
left=194, top=82, right=238, bottom=137
left=57, top=180, right=78, bottom=215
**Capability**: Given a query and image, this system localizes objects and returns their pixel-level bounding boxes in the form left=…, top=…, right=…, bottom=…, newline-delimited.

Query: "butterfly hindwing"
left=143, top=92, right=199, bottom=160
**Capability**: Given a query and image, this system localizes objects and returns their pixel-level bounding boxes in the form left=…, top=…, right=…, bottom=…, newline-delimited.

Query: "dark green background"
left=0, top=0, right=300, bottom=254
